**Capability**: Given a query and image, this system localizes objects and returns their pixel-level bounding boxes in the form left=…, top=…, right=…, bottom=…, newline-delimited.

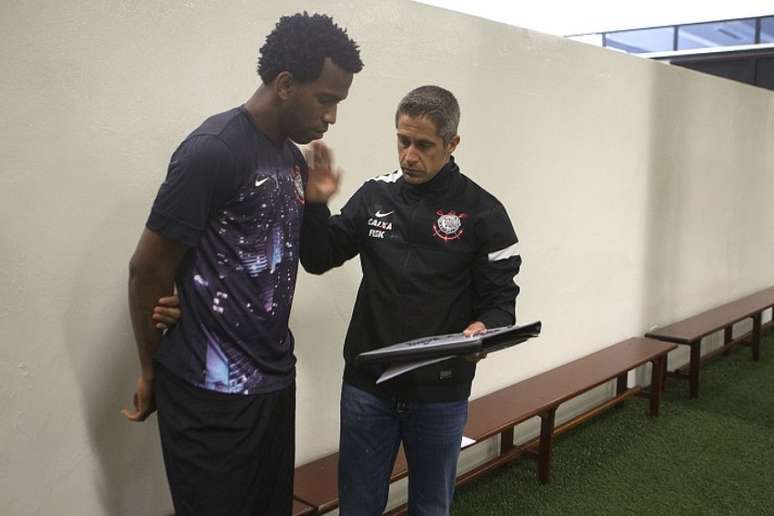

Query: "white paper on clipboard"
left=376, top=355, right=455, bottom=384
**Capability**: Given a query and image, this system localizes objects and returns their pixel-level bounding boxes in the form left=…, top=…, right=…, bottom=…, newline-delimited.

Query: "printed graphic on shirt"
left=189, top=162, right=303, bottom=393
left=292, top=164, right=304, bottom=204
left=201, top=321, right=265, bottom=393
left=432, top=209, right=467, bottom=241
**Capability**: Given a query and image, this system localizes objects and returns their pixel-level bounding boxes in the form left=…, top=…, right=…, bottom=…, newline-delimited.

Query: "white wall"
left=1, top=1, right=773, bottom=515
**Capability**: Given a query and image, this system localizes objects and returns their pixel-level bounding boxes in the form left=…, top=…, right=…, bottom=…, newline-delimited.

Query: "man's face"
left=282, top=58, right=353, bottom=144
left=396, top=114, right=459, bottom=185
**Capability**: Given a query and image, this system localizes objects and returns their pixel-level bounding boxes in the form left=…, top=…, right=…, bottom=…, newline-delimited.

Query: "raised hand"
left=304, top=140, right=341, bottom=203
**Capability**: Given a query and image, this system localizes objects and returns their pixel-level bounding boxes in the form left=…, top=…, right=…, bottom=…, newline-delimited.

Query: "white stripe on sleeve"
left=371, top=170, right=402, bottom=183
left=488, top=242, right=520, bottom=262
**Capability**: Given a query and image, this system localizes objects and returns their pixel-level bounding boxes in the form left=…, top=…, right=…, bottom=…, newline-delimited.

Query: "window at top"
left=760, top=17, right=774, bottom=43
left=605, top=27, right=675, bottom=53
left=677, top=19, right=756, bottom=50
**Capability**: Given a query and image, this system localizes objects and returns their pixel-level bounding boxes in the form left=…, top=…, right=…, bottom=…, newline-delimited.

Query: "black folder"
left=355, top=321, right=542, bottom=365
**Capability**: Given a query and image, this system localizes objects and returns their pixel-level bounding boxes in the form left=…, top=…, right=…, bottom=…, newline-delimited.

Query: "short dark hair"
left=395, top=85, right=460, bottom=144
left=258, top=12, right=363, bottom=84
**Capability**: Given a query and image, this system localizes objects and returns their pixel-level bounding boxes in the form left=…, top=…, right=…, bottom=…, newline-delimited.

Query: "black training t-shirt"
left=147, top=106, right=307, bottom=394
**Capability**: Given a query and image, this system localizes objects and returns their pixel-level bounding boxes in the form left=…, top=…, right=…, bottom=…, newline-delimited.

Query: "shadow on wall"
left=637, top=66, right=698, bottom=387
left=638, top=67, right=745, bottom=384
left=63, top=203, right=172, bottom=516
left=640, top=67, right=685, bottom=339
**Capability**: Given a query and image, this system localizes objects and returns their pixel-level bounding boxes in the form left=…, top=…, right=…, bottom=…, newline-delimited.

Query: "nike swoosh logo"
left=374, top=210, right=394, bottom=218
left=255, top=177, right=270, bottom=188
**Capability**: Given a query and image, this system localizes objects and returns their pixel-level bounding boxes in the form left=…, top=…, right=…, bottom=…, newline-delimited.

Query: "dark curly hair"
left=258, top=12, right=363, bottom=84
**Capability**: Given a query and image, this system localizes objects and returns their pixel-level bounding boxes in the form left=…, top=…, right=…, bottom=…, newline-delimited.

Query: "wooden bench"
left=174, top=500, right=313, bottom=516
left=292, top=499, right=314, bottom=516
left=455, top=337, right=674, bottom=487
left=645, top=286, right=774, bottom=398
left=294, top=445, right=409, bottom=515
left=293, top=337, right=675, bottom=514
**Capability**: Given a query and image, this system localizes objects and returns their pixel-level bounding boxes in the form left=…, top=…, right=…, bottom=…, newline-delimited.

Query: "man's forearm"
left=300, top=202, right=358, bottom=274
left=123, top=229, right=187, bottom=421
left=128, top=267, right=174, bottom=379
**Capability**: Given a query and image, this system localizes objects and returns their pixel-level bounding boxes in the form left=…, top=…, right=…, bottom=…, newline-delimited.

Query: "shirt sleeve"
left=472, top=202, right=521, bottom=328
left=146, top=135, right=237, bottom=247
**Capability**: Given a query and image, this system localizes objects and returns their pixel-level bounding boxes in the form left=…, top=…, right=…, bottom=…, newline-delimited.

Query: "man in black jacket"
left=301, top=85, right=521, bottom=515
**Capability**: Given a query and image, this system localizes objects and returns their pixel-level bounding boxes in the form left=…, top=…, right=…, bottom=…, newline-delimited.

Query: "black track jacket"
left=300, top=158, right=521, bottom=402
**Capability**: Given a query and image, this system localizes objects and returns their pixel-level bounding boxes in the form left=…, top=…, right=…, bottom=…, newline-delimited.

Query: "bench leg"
left=615, top=373, right=627, bottom=394
left=649, top=357, right=665, bottom=417
left=753, top=313, right=762, bottom=362
left=537, top=408, right=557, bottom=484
left=722, top=326, right=733, bottom=356
left=500, top=427, right=514, bottom=455
left=689, top=342, right=700, bottom=399
left=615, top=373, right=627, bottom=408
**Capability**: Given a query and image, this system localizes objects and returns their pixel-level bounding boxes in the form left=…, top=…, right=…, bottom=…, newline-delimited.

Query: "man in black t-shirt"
left=123, top=13, right=362, bottom=516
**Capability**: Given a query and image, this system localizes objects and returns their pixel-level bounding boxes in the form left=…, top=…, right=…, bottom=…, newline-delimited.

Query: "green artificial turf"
left=452, top=334, right=774, bottom=515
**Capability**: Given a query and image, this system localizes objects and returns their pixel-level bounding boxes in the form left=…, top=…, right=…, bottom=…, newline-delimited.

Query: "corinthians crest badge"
left=433, top=209, right=467, bottom=241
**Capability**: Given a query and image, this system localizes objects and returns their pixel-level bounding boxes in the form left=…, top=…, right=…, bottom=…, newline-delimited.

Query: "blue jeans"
left=338, top=383, right=469, bottom=516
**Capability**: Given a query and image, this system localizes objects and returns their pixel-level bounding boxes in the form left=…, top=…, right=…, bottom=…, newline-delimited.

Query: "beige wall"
left=2, top=1, right=773, bottom=514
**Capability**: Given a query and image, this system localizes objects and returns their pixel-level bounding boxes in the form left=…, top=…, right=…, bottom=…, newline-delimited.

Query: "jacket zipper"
left=400, top=198, right=421, bottom=289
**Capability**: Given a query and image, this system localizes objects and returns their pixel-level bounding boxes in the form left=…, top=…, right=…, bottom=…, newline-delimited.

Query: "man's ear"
left=274, top=71, right=296, bottom=101
left=447, top=134, right=460, bottom=154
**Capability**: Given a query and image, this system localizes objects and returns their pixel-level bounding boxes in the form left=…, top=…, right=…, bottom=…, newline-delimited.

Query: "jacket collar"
left=400, top=156, right=459, bottom=198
